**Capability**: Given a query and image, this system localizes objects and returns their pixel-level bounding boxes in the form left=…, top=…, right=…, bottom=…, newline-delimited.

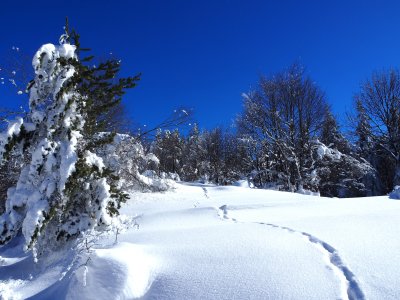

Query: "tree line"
left=150, top=64, right=400, bottom=198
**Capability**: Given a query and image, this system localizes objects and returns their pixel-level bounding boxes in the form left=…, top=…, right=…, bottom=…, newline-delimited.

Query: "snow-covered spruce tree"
left=355, top=99, right=374, bottom=160
left=0, top=29, right=139, bottom=257
left=235, top=134, right=266, bottom=187
left=320, top=111, right=351, bottom=155
left=151, top=129, right=184, bottom=178
left=353, top=99, right=381, bottom=195
left=181, top=123, right=205, bottom=182
left=220, top=130, right=248, bottom=184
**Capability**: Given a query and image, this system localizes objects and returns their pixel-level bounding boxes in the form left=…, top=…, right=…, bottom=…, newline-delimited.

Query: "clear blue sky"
left=1, top=0, right=400, bottom=130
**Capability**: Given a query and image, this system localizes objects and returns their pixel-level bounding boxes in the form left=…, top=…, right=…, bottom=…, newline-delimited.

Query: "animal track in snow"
left=217, top=205, right=366, bottom=300
left=202, top=187, right=209, bottom=199
left=218, top=205, right=237, bottom=222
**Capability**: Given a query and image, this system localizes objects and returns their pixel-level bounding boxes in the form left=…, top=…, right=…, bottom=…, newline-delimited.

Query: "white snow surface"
left=0, top=183, right=399, bottom=299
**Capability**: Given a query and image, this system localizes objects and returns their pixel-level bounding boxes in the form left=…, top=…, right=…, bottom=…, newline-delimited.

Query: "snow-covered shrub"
left=389, top=186, right=400, bottom=199
left=296, top=188, right=320, bottom=197
left=139, top=171, right=177, bottom=191
left=97, top=133, right=174, bottom=192
left=0, top=29, right=140, bottom=258
left=312, top=140, right=376, bottom=197
left=160, top=172, right=181, bottom=181
left=232, top=179, right=254, bottom=188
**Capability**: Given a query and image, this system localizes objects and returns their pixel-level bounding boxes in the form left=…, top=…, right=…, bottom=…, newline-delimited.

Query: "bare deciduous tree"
left=237, top=63, right=329, bottom=191
left=355, top=68, right=400, bottom=188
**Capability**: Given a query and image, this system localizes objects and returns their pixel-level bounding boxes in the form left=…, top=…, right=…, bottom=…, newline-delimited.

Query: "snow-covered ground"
left=1, top=182, right=399, bottom=299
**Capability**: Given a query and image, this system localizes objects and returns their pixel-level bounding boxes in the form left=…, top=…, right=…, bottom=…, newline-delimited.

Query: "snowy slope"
left=0, top=183, right=399, bottom=299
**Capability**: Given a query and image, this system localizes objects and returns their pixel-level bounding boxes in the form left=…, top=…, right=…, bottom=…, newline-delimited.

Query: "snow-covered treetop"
left=29, top=43, right=79, bottom=125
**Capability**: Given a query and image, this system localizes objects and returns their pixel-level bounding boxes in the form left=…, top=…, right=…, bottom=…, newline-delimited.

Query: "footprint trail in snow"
left=218, top=204, right=366, bottom=300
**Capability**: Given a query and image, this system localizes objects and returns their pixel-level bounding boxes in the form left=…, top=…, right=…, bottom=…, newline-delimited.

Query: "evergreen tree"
left=320, top=110, right=351, bottom=154
left=0, top=27, right=139, bottom=257
left=182, top=123, right=206, bottom=181
left=203, top=128, right=225, bottom=184
left=355, top=99, right=373, bottom=160
left=220, top=131, right=248, bottom=184
left=151, top=129, right=184, bottom=177
left=236, top=134, right=266, bottom=187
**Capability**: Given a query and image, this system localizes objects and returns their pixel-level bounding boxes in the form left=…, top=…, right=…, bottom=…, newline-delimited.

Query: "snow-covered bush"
left=312, top=140, right=376, bottom=197
left=0, top=29, right=140, bottom=258
left=97, top=133, right=174, bottom=192
left=389, top=186, right=400, bottom=199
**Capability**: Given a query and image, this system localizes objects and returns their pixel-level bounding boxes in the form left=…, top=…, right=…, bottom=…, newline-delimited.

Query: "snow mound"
left=389, top=185, right=400, bottom=199
left=0, top=279, right=24, bottom=300
left=232, top=179, right=253, bottom=188
left=66, top=243, right=158, bottom=300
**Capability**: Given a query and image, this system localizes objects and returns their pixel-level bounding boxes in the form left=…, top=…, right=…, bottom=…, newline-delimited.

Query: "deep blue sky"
left=1, top=0, right=400, bottom=131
